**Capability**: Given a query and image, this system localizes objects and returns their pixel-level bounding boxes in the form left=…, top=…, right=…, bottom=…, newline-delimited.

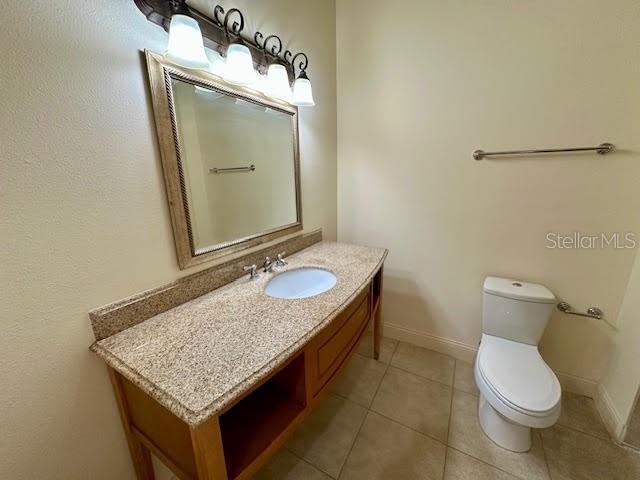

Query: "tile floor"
left=254, top=333, right=640, bottom=480
left=625, top=400, right=640, bottom=450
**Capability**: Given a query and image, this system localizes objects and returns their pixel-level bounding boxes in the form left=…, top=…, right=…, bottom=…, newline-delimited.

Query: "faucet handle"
left=243, top=264, right=259, bottom=279
left=262, top=256, right=277, bottom=272
left=276, top=252, right=287, bottom=266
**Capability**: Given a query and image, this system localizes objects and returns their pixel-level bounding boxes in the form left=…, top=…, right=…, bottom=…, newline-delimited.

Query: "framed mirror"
left=145, top=51, right=301, bottom=269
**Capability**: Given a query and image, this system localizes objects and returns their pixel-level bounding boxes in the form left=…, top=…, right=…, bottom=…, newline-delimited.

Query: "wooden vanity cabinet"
left=109, top=267, right=384, bottom=480
left=307, top=288, right=370, bottom=397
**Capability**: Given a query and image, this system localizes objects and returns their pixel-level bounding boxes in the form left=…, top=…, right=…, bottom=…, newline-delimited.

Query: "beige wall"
left=337, top=0, right=640, bottom=384
left=599, top=249, right=640, bottom=439
left=1, top=0, right=336, bottom=478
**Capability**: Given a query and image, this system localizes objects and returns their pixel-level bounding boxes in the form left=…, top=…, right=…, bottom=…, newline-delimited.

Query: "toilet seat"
left=475, top=334, right=561, bottom=428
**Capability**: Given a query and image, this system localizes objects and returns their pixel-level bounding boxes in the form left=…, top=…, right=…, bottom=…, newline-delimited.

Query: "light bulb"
left=223, top=43, right=256, bottom=86
left=165, top=14, right=209, bottom=70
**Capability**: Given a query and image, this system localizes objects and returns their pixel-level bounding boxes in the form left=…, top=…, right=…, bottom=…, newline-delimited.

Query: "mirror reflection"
left=171, top=77, right=299, bottom=253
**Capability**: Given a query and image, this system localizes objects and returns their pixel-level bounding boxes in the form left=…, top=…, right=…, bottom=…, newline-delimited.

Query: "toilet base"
left=478, top=394, right=531, bottom=452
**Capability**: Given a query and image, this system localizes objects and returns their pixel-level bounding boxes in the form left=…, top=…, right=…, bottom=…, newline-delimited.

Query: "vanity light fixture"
left=164, top=0, right=210, bottom=70
left=290, top=53, right=315, bottom=107
left=140, top=1, right=314, bottom=104
left=216, top=7, right=255, bottom=86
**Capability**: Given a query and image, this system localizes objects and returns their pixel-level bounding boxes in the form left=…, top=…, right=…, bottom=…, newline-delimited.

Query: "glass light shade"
left=205, top=49, right=226, bottom=78
left=292, top=76, right=315, bottom=107
left=248, top=71, right=267, bottom=94
left=223, top=43, right=256, bottom=86
left=264, top=64, right=292, bottom=102
left=165, top=14, right=209, bottom=70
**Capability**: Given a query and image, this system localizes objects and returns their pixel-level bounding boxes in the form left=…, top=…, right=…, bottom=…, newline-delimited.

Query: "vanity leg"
left=373, top=304, right=381, bottom=360
left=107, top=368, right=155, bottom=480
left=373, top=267, right=384, bottom=361
left=189, top=416, right=228, bottom=480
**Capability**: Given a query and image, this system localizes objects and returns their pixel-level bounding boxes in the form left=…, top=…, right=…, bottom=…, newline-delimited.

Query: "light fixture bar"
left=133, top=0, right=308, bottom=84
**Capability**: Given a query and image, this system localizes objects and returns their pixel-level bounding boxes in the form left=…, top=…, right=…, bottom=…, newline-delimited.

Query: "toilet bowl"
left=475, top=333, right=561, bottom=451
left=474, top=277, right=561, bottom=452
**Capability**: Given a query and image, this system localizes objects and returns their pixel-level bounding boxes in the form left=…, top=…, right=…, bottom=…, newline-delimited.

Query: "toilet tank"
left=482, top=277, right=556, bottom=345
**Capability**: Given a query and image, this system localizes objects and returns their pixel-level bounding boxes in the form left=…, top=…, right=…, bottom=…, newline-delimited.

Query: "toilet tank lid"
left=483, top=277, right=556, bottom=304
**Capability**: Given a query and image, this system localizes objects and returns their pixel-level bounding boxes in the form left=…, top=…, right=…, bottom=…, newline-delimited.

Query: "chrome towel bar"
left=557, top=301, right=603, bottom=320
left=473, top=142, right=614, bottom=161
left=557, top=301, right=618, bottom=330
left=209, top=164, right=256, bottom=174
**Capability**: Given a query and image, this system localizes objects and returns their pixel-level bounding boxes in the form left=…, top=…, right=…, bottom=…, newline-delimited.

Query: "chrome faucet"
left=262, top=256, right=276, bottom=273
left=275, top=252, right=287, bottom=267
left=263, top=252, right=287, bottom=272
left=243, top=264, right=259, bottom=279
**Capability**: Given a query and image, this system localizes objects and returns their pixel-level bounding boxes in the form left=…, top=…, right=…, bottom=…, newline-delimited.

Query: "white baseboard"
left=555, top=371, right=598, bottom=398
left=383, top=322, right=478, bottom=364
left=595, top=383, right=626, bottom=442
left=383, top=322, right=599, bottom=398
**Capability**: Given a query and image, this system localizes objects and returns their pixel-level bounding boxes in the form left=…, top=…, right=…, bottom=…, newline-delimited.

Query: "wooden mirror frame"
left=145, top=51, right=302, bottom=269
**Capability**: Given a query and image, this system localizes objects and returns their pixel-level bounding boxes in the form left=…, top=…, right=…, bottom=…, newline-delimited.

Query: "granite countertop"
left=91, top=241, right=387, bottom=426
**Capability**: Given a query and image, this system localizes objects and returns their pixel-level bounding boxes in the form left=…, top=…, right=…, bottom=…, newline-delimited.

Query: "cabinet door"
left=308, top=288, right=370, bottom=396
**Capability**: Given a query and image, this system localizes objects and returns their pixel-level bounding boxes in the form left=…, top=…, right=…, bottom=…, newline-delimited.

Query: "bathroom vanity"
left=90, top=240, right=386, bottom=480
left=88, top=47, right=388, bottom=480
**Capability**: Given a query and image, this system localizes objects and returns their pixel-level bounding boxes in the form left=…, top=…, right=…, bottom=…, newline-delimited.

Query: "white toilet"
left=474, top=276, right=561, bottom=452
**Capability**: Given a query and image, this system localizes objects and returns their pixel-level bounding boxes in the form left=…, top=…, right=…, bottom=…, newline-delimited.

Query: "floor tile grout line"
left=282, top=445, right=339, bottom=479
left=554, top=419, right=614, bottom=444
left=448, top=387, right=551, bottom=480
left=382, top=340, right=457, bottom=446
left=388, top=337, right=400, bottom=365
left=329, top=389, right=364, bottom=407
left=442, top=359, right=458, bottom=479
left=386, top=362, right=455, bottom=389
left=366, top=408, right=449, bottom=447
left=283, top=391, right=361, bottom=479
left=368, top=340, right=397, bottom=410
left=442, top=447, right=450, bottom=480
left=446, top=445, right=531, bottom=480
left=538, top=429, right=554, bottom=480
left=557, top=391, right=615, bottom=444
left=334, top=412, right=367, bottom=480
left=334, top=393, right=379, bottom=479
left=389, top=338, right=459, bottom=388
left=335, top=339, right=399, bottom=479
left=356, top=391, right=535, bottom=480
left=336, top=381, right=477, bottom=447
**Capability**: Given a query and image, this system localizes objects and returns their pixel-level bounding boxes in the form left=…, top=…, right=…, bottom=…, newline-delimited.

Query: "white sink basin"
left=265, top=268, right=337, bottom=299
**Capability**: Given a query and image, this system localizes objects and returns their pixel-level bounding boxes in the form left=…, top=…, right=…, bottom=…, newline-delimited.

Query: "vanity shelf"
left=219, top=353, right=306, bottom=479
